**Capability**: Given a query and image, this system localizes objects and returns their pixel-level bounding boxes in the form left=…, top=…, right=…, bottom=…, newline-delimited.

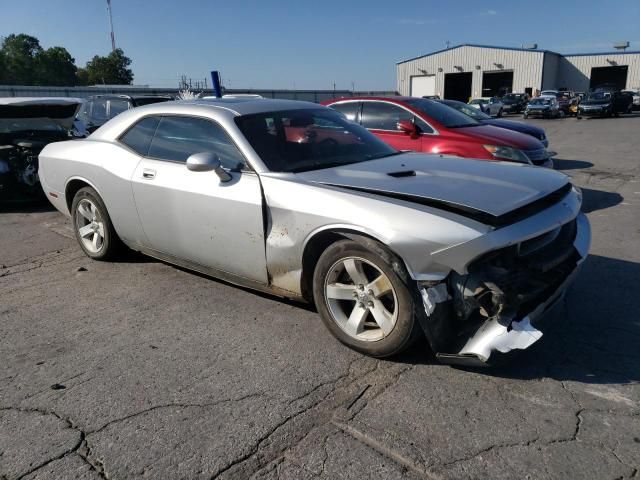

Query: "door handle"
left=142, top=168, right=156, bottom=179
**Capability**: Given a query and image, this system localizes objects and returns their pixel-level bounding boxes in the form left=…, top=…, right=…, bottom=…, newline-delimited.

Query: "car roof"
left=88, top=94, right=173, bottom=100
left=89, top=98, right=328, bottom=141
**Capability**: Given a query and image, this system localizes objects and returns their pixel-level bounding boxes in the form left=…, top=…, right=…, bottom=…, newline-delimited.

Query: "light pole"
left=106, top=0, right=116, bottom=52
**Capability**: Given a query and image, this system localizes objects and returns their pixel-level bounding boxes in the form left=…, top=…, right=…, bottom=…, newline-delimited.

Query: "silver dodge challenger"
left=39, top=98, right=590, bottom=364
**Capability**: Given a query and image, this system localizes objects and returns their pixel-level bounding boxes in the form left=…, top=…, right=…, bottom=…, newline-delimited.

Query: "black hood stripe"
left=319, top=182, right=572, bottom=228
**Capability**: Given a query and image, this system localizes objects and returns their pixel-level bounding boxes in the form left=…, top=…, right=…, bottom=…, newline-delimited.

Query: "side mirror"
left=186, top=152, right=232, bottom=182
left=397, top=120, right=419, bottom=139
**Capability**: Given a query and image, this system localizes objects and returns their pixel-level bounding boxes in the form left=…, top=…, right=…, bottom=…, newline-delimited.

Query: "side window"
left=108, top=99, right=130, bottom=118
left=329, top=102, right=359, bottom=122
left=413, top=116, right=434, bottom=134
left=91, top=99, right=108, bottom=122
left=120, top=117, right=160, bottom=156
left=361, top=102, right=413, bottom=131
left=148, top=116, right=246, bottom=169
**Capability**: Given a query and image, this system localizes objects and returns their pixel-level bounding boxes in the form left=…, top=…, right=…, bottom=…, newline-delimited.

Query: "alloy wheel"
left=75, top=198, right=105, bottom=254
left=324, top=256, right=398, bottom=342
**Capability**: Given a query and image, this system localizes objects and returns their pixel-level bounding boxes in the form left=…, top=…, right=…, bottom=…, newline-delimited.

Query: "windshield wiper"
left=368, top=151, right=403, bottom=160
left=289, top=160, right=357, bottom=173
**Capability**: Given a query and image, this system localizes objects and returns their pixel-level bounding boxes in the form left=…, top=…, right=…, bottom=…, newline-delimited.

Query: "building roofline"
left=562, top=50, right=640, bottom=57
left=396, top=44, right=557, bottom=65
left=396, top=43, right=640, bottom=65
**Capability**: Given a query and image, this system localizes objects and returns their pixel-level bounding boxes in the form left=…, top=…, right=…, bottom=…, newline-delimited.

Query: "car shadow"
left=0, top=199, right=54, bottom=214
left=553, top=158, right=594, bottom=170
left=580, top=187, right=623, bottom=213
left=479, top=254, right=640, bottom=385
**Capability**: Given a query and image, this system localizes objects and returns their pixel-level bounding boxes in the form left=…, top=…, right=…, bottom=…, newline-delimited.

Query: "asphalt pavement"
left=1, top=114, right=639, bottom=479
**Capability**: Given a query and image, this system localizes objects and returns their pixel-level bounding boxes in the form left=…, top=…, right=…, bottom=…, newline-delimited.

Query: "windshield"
left=440, top=100, right=490, bottom=120
left=469, top=99, right=486, bottom=105
left=0, top=118, right=66, bottom=134
left=503, top=94, right=523, bottom=101
left=235, top=108, right=398, bottom=173
left=530, top=98, right=551, bottom=106
left=403, top=98, right=479, bottom=127
left=587, top=91, right=611, bottom=101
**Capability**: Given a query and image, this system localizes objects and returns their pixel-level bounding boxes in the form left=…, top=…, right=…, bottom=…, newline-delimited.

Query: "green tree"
left=0, top=50, right=6, bottom=84
left=35, top=46, right=78, bottom=86
left=76, top=67, right=89, bottom=86
left=1, top=34, right=43, bottom=84
left=84, top=48, right=134, bottom=85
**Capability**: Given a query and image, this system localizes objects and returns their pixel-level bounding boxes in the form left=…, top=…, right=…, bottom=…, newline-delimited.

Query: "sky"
left=2, top=0, right=640, bottom=90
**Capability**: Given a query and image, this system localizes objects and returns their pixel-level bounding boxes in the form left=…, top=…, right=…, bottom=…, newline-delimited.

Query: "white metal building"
left=397, top=44, right=640, bottom=100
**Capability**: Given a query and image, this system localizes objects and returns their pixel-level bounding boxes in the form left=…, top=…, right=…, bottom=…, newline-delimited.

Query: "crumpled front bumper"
left=425, top=212, right=590, bottom=366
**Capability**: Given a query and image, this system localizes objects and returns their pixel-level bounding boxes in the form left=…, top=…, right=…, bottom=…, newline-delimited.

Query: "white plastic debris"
left=420, top=283, right=450, bottom=316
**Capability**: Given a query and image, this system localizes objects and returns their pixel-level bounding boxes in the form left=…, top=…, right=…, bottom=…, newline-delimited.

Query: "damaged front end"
left=0, top=98, right=81, bottom=202
left=417, top=213, right=590, bottom=366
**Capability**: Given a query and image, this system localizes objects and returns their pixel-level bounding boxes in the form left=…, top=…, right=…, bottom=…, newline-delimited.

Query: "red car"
left=322, top=97, right=553, bottom=167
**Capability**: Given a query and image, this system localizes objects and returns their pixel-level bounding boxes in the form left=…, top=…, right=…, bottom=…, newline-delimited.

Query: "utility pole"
left=106, top=0, right=116, bottom=52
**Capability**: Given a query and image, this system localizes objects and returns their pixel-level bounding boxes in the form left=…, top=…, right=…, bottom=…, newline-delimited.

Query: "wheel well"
left=300, top=229, right=407, bottom=303
left=300, top=230, right=345, bottom=302
left=65, top=179, right=91, bottom=212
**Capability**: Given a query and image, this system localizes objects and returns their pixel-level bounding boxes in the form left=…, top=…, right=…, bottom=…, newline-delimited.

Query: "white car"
left=468, top=97, right=504, bottom=117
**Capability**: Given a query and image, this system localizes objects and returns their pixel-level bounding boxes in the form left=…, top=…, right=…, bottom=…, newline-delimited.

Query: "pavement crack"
left=333, top=421, right=438, bottom=479
left=1, top=406, right=87, bottom=480
left=87, top=391, right=269, bottom=435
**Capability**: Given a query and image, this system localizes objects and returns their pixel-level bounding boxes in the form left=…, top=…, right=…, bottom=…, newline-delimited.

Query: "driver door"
left=129, top=115, right=268, bottom=284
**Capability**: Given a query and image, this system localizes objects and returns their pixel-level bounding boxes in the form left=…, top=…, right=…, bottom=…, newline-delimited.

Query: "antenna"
left=106, top=0, right=116, bottom=52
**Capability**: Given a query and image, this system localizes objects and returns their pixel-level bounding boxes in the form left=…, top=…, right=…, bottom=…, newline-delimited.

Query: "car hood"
left=456, top=124, right=542, bottom=150
left=295, top=153, right=569, bottom=223
left=0, top=97, right=83, bottom=130
left=527, top=103, right=550, bottom=109
left=480, top=118, right=544, bottom=137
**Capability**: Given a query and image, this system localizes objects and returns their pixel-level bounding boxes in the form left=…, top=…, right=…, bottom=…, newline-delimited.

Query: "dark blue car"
left=437, top=99, right=549, bottom=148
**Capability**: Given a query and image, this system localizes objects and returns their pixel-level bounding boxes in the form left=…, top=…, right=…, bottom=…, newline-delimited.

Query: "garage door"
left=410, top=75, right=436, bottom=97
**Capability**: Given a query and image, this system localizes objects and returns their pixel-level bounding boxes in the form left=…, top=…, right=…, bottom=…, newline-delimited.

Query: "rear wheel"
left=497, top=108, right=503, bottom=118
left=71, top=187, right=119, bottom=260
left=313, top=239, right=421, bottom=357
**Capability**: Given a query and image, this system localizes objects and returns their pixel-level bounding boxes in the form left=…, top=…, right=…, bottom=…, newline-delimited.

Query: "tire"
left=71, top=186, right=120, bottom=260
left=523, top=113, right=528, bottom=119
left=312, top=238, right=421, bottom=357
left=497, top=108, right=503, bottom=118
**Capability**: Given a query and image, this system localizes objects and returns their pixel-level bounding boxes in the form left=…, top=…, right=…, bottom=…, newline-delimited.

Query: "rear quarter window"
left=119, top=117, right=160, bottom=156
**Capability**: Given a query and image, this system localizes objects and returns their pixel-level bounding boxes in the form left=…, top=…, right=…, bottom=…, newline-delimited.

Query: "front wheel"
left=313, top=239, right=421, bottom=357
left=497, top=108, right=503, bottom=118
left=71, top=186, right=119, bottom=260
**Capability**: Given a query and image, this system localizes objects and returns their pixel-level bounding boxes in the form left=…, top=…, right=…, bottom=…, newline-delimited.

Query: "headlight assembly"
left=483, top=145, right=531, bottom=164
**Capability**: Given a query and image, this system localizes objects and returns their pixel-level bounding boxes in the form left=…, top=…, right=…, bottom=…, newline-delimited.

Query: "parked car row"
left=472, top=86, right=636, bottom=120
left=38, top=96, right=590, bottom=365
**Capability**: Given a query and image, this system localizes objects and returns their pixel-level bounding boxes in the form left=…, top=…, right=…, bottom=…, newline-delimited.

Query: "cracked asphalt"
left=1, top=115, right=639, bottom=479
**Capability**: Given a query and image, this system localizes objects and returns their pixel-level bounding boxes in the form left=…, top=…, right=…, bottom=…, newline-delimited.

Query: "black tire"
left=497, top=108, right=503, bottom=118
left=312, top=238, right=422, bottom=357
left=71, top=186, right=120, bottom=260
left=523, top=113, right=528, bottom=119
